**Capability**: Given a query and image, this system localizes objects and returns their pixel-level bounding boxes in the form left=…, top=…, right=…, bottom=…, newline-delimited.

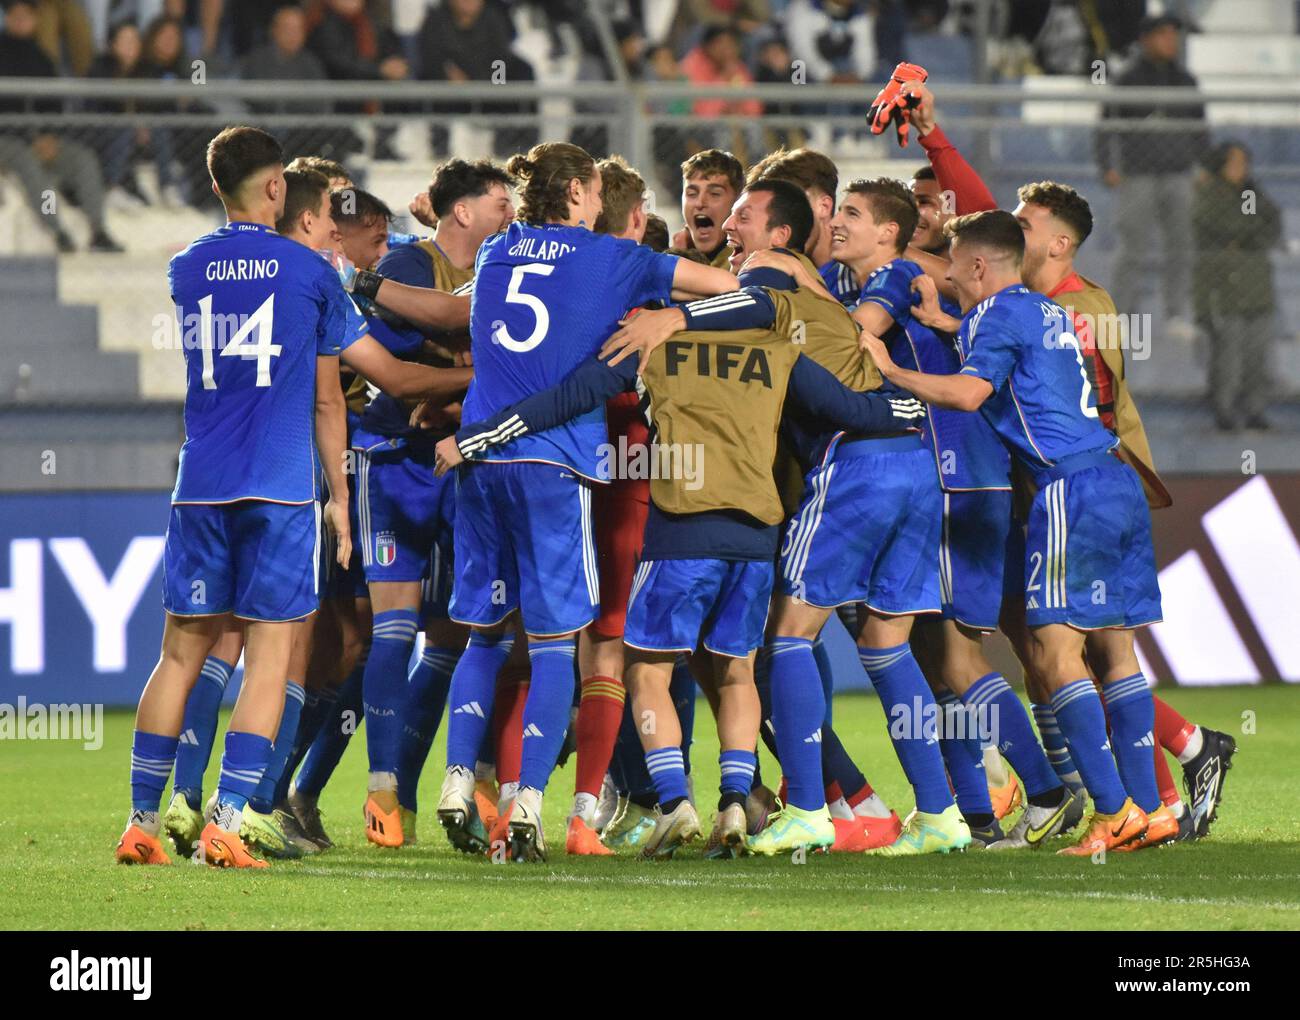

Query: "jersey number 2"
left=197, top=292, right=281, bottom=389
left=493, top=263, right=555, bottom=353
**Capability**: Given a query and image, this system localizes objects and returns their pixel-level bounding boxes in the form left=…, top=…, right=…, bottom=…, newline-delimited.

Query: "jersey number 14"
left=197, top=292, right=282, bottom=389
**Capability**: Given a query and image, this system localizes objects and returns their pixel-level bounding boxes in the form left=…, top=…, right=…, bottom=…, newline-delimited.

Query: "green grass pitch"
left=2, top=686, right=1297, bottom=930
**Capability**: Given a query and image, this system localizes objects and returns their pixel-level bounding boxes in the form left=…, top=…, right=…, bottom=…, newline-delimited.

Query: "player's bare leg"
left=627, top=650, right=700, bottom=858
left=1026, top=624, right=1149, bottom=855
left=199, top=617, right=296, bottom=868
left=361, top=579, right=423, bottom=847
left=119, top=612, right=225, bottom=865
left=858, top=609, right=970, bottom=855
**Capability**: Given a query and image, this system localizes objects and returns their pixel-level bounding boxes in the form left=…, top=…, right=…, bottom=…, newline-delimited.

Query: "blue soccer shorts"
left=449, top=461, right=599, bottom=636
left=164, top=499, right=319, bottom=622
left=1023, top=458, right=1162, bottom=630
left=780, top=438, right=941, bottom=616
left=940, top=489, right=1013, bottom=632
left=356, top=446, right=456, bottom=619
left=624, top=557, right=774, bottom=659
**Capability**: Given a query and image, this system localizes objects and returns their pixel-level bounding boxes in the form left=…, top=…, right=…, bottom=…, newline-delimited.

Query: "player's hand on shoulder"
left=740, top=248, right=800, bottom=277
left=323, top=498, right=351, bottom=568
left=600, top=306, right=682, bottom=372
left=434, top=435, right=463, bottom=476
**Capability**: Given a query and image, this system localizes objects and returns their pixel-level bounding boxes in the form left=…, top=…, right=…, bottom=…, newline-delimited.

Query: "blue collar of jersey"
left=223, top=220, right=276, bottom=234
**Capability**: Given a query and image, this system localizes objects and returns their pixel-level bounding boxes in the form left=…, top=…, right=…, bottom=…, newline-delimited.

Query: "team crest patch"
left=375, top=531, right=397, bottom=567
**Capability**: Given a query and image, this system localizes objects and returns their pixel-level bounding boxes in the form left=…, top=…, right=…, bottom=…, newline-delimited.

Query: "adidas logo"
left=1101, top=740, right=1112, bottom=752
left=1026, top=596, right=1040, bottom=609
left=523, top=723, right=544, bottom=738
left=803, top=729, right=822, bottom=744
left=179, top=728, right=198, bottom=746
left=453, top=701, right=485, bottom=718
left=1135, top=732, right=1156, bottom=748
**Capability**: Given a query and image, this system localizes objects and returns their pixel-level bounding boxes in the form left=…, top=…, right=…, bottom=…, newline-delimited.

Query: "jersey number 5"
left=197, top=292, right=281, bottom=389
left=493, top=263, right=554, bottom=353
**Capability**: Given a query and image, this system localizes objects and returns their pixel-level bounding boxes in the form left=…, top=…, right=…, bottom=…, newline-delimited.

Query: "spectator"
left=669, top=0, right=770, bottom=53
left=784, top=0, right=876, bottom=85
left=415, top=0, right=536, bottom=157
left=0, top=0, right=122, bottom=251
left=309, top=0, right=409, bottom=160
left=134, top=14, right=198, bottom=206
left=88, top=21, right=156, bottom=207
left=753, top=32, right=809, bottom=152
left=1193, top=141, right=1282, bottom=432
left=644, top=43, right=694, bottom=188
left=1095, top=13, right=1207, bottom=335
left=680, top=24, right=763, bottom=161
left=33, top=0, right=94, bottom=74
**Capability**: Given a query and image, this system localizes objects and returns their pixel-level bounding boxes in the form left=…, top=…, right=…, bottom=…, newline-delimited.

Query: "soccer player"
left=679, top=148, right=745, bottom=269
left=432, top=142, right=739, bottom=862
left=435, top=266, right=926, bottom=858
left=834, top=180, right=1085, bottom=849
left=116, top=126, right=361, bottom=869
left=861, top=210, right=1163, bottom=855
left=348, top=158, right=514, bottom=846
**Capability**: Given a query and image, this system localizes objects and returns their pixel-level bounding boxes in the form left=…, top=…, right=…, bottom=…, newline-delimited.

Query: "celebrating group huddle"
left=115, top=66, right=1236, bottom=874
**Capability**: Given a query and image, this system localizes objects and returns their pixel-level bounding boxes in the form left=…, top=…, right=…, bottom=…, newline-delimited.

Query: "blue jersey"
left=957, top=284, right=1117, bottom=473
left=858, top=259, right=1010, bottom=491
left=168, top=222, right=367, bottom=505
left=819, top=258, right=859, bottom=307
left=462, top=222, right=678, bottom=479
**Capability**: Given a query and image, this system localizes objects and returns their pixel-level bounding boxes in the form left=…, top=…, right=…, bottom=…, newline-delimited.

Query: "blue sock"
left=216, top=730, right=273, bottom=812
left=363, top=609, right=419, bottom=777
left=935, top=690, right=992, bottom=819
left=961, top=672, right=1060, bottom=799
left=812, top=634, right=836, bottom=729
left=719, top=749, right=757, bottom=800
left=131, top=730, right=179, bottom=813
left=859, top=643, right=953, bottom=815
left=294, top=661, right=364, bottom=798
left=767, top=637, right=826, bottom=811
left=274, top=687, right=330, bottom=805
left=613, top=704, right=653, bottom=800
left=172, top=655, right=233, bottom=808
left=1100, top=673, right=1160, bottom=813
left=518, top=637, right=577, bottom=792
left=645, top=745, right=689, bottom=806
left=1051, top=679, right=1128, bottom=815
left=669, top=656, right=696, bottom=774
left=820, top=723, right=867, bottom=799
left=445, top=630, right=515, bottom=770
left=1032, top=702, right=1083, bottom=793
left=397, top=645, right=461, bottom=811
left=249, top=681, right=305, bottom=814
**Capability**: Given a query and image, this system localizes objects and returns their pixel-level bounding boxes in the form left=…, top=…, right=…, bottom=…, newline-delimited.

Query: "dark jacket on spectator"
left=241, top=45, right=330, bottom=113
left=0, top=32, right=59, bottom=117
left=1096, top=55, right=1208, bottom=176
left=1192, top=175, right=1281, bottom=318
left=309, top=9, right=403, bottom=81
left=416, top=1, right=519, bottom=81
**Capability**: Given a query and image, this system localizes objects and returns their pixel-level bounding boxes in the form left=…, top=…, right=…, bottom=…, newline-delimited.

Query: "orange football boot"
left=990, top=773, right=1022, bottom=820
left=475, top=780, right=499, bottom=832
left=486, top=799, right=513, bottom=860
left=856, top=810, right=903, bottom=850
left=364, top=792, right=404, bottom=848
left=115, top=824, right=172, bottom=865
left=830, top=817, right=873, bottom=853
left=1057, top=799, right=1148, bottom=856
left=199, top=822, right=269, bottom=868
left=1113, top=804, right=1179, bottom=852
left=566, top=816, right=614, bottom=856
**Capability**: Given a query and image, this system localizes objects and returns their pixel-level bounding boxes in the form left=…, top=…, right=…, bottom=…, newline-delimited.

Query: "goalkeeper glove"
left=866, top=61, right=929, bottom=147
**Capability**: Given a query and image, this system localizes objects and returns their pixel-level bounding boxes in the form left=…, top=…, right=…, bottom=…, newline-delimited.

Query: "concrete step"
left=0, top=347, right=140, bottom=401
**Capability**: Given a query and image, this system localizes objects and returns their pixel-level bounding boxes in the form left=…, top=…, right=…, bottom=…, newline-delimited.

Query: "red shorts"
left=591, top=478, right=649, bottom=638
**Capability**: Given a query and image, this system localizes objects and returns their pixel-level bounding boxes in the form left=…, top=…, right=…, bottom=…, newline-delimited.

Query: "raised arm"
left=669, top=258, right=740, bottom=301
left=437, top=356, right=638, bottom=473
left=860, top=332, right=991, bottom=412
